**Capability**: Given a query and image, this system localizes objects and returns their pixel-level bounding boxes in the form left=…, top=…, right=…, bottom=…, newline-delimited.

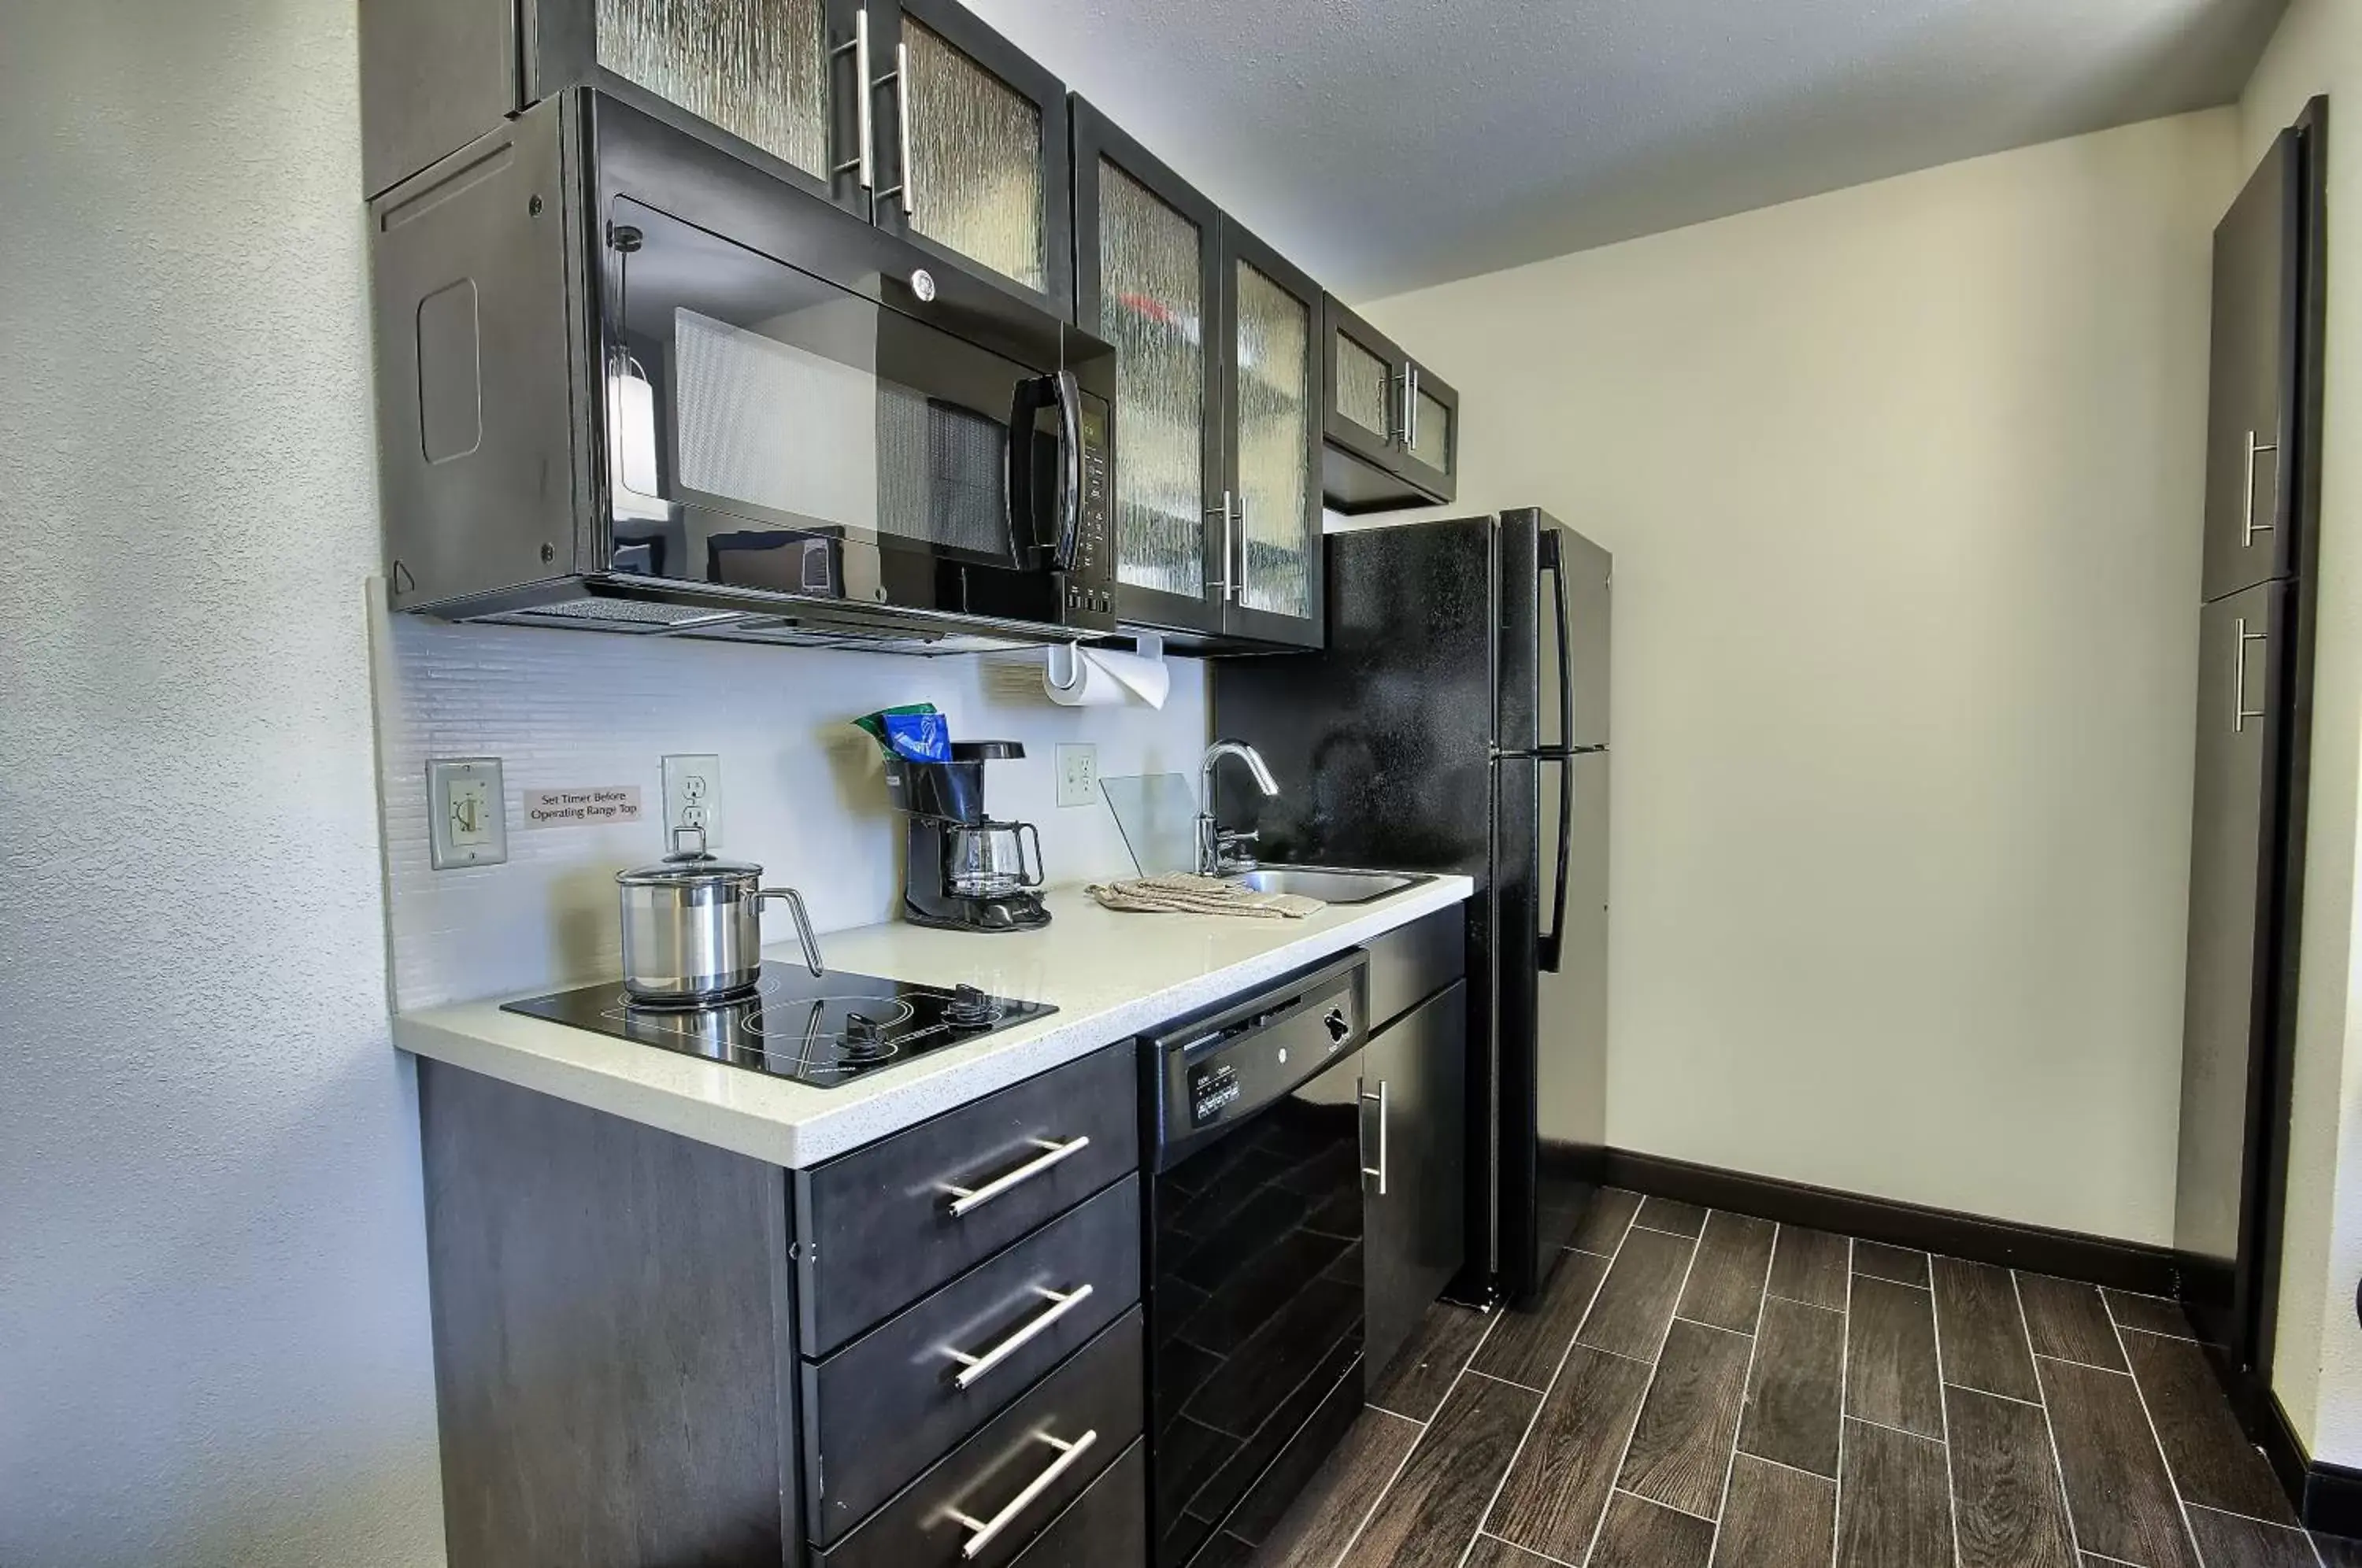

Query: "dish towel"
left=1086, top=874, right=1326, bottom=919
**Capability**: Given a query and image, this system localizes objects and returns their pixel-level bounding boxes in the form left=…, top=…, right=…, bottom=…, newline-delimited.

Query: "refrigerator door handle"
left=1539, top=752, right=1572, bottom=974
left=1540, top=529, right=1574, bottom=752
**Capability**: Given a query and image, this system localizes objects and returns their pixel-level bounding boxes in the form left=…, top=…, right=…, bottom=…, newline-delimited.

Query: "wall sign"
left=524, top=786, right=643, bottom=828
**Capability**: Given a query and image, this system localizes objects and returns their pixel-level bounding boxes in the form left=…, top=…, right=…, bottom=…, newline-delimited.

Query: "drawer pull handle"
left=942, top=1427, right=1100, bottom=1559
left=942, top=1135, right=1092, bottom=1218
left=944, top=1284, right=1094, bottom=1389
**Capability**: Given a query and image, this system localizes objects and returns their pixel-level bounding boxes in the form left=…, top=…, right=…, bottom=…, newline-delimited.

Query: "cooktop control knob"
left=943, top=983, right=994, bottom=1027
left=1324, top=1007, right=1351, bottom=1044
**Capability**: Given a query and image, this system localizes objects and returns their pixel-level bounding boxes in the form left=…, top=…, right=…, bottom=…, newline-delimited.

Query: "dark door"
left=2175, top=579, right=2292, bottom=1365
left=868, top=0, right=1073, bottom=320
left=1320, top=296, right=1405, bottom=474
left=1393, top=359, right=1459, bottom=504
left=2201, top=130, right=2303, bottom=602
left=1071, top=98, right=1226, bottom=636
left=1219, top=221, right=1326, bottom=649
left=1362, top=979, right=1469, bottom=1385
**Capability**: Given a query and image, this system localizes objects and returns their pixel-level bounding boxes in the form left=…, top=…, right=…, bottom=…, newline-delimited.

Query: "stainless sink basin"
left=1228, top=868, right=1427, bottom=905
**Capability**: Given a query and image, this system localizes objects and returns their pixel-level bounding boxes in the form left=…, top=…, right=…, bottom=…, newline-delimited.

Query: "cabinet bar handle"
left=1359, top=1078, right=1389, bottom=1196
left=1405, top=364, right=1421, bottom=454
left=1208, top=490, right=1236, bottom=601
left=873, top=41, right=915, bottom=214
left=943, top=1283, right=1094, bottom=1389
left=2245, top=430, right=2281, bottom=545
left=2234, top=616, right=2268, bottom=733
left=941, top=1135, right=1090, bottom=1218
left=832, top=9, right=875, bottom=192
left=942, top=1428, right=1099, bottom=1559
left=1389, top=366, right=1411, bottom=446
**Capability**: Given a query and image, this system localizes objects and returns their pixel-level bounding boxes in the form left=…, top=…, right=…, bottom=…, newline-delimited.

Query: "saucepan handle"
left=758, top=887, right=825, bottom=977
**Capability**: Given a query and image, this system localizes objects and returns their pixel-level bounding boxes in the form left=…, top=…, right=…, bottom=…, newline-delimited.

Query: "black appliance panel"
left=602, top=194, right=1113, bottom=629
left=1144, top=956, right=1370, bottom=1568
left=502, top=963, right=1055, bottom=1086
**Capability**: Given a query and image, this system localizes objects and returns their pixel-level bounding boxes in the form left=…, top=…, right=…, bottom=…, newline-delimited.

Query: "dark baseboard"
left=2256, top=1380, right=2362, bottom=1539
left=1598, top=1148, right=2178, bottom=1296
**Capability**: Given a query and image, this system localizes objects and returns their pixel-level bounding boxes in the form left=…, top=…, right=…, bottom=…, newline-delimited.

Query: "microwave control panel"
left=1061, top=394, right=1117, bottom=630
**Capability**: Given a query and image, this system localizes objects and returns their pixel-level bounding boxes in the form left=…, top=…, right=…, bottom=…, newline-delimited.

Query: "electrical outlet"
left=1056, top=743, right=1099, bottom=809
left=661, top=753, right=721, bottom=849
left=428, top=757, right=507, bottom=869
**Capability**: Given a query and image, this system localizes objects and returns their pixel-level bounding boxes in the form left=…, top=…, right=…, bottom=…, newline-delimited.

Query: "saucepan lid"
left=616, top=827, right=764, bottom=886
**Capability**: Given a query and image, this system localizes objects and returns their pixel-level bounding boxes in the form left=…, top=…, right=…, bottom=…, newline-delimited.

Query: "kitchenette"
left=357, top=0, right=1599, bottom=1562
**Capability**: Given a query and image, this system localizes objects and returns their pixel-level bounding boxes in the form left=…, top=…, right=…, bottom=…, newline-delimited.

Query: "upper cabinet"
left=1073, top=98, right=1323, bottom=649
left=1320, top=296, right=1460, bottom=512
left=361, top=0, right=1072, bottom=319
left=868, top=0, right=1074, bottom=319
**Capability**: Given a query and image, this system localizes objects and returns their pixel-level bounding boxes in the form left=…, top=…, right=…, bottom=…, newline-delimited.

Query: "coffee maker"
left=884, top=741, right=1052, bottom=932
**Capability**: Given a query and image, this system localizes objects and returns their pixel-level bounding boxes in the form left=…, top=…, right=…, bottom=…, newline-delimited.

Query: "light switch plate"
left=1056, top=744, right=1099, bottom=809
left=428, top=757, right=507, bottom=870
left=662, top=753, right=722, bottom=848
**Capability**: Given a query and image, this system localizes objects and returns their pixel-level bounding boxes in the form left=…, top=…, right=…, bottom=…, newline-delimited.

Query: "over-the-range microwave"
left=370, top=88, right=1118, bottom=654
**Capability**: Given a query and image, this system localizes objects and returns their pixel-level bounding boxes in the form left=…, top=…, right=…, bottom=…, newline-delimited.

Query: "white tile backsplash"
left=372, top=605, right=1207, bottom=1011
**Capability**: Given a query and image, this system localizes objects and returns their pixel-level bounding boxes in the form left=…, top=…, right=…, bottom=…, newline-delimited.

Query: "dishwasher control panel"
left=1146, top=950, right=1369, bottom=1156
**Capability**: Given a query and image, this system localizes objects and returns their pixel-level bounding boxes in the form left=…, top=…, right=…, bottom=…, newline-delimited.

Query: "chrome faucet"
left=1198, top=741, right=1280, bottom=876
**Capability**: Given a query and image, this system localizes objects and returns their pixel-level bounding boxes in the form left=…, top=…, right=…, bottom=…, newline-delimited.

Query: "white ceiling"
left=964, top=0, right=2286, bottom=301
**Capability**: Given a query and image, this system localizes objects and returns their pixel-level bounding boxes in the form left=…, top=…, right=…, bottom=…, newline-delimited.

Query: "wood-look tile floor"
left=1243, top=1190, right=2353, bottom=1568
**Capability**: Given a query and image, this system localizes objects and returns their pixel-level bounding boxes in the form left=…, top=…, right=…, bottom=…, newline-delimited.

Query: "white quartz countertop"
left=392, top=874, right=1474, bottom=1167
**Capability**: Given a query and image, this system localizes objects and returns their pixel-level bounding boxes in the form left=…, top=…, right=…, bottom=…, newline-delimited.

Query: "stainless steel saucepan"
left=616, top=828, right=824, bottom=1005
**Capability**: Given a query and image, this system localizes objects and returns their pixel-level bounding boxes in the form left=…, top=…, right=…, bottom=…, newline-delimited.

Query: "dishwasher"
left=1140, top=949, right=1372, bottom=1568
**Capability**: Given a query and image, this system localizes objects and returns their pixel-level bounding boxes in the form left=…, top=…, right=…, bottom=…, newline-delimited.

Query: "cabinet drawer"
left=805, top=1174, right=1142, bottom=1540
left=1009, top=1437, right=1146, bottom=1568
left=815, top=1308, right=1144, bottom=1567
left=797, top=1042, right=1139, bottom=1355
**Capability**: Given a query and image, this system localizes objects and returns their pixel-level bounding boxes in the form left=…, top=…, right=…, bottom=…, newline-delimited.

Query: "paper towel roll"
left=1045, top=638, right=1170, bottom=709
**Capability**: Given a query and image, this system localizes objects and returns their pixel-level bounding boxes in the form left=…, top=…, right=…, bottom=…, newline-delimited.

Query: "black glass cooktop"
left=502, top=963, right=1057, bottom=1088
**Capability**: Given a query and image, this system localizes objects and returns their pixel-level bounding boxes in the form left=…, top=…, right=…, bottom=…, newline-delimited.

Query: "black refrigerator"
left=2173, top=100, right=2326, bottom=1406
left=1210, top=509, right=1610, bottom=1307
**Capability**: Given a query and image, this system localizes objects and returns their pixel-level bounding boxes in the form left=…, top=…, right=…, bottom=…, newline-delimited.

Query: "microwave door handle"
left=1005, top=375, right=1053, bottom=563
left=1050, top=370, right=1083, bottom=572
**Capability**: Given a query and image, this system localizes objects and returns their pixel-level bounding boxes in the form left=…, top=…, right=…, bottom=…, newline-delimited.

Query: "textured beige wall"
left=1364, top=111, right=2240, bottom=1245
left=0, top=2, right=447, bottom=1562
left=2238, top=0, right=2362, bottom=1467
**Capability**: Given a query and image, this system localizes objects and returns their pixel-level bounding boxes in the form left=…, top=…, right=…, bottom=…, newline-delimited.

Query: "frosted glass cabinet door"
left=875, top=0, right=1073, bottom=318
left=1221, top=224, right=1324, bottom=647
left=1072, top=97, right=1224, bottom=634
left=594, top=0, right=840, bottom=187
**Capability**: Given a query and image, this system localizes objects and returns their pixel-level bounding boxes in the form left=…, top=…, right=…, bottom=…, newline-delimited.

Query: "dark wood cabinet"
left=362, top=0, right=1072, bottom=318
left=416, top=1044, right=1148, bottom=1568
left=1361, top=979, right=1470, bottom=1385
left=1072, top=97, right=1325, bottom=649
left=1320, top=294, right=1460, bottom=513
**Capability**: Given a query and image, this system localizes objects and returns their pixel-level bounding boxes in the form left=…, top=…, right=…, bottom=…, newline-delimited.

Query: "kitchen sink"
left=1228, top=868, right=1427, bottom=905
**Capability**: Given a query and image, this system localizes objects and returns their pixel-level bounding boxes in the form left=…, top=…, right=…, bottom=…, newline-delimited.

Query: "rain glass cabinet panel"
left=1073, top=98, right=1324, bottom=649
left=1320, top=295, right=1459, bottom=512
left=362, top=0, right=1072, bottom=318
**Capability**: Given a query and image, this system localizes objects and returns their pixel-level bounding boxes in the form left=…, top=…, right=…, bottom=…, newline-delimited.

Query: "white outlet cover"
left=428, top=757, right=507, bottom=870
left=1056, top=743, right=1099, bottom=809
left=662, top=753, right=722, bottom=848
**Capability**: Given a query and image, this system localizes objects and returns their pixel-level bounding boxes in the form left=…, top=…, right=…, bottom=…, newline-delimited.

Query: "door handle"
left=2245, top=430, right=2281, bottom=546
left=873, top=40, right=916, bottom=215
left=1208, top=490, right=1235, bottom=601
left=941, top=1135, right=1091, bottom=1218
left=1389, top=365, right=1412, bottom=447
left=942, top=1283, right=1094, bottom=1389
left=1359, top=1078, right=1389, bottom=1196
left=2234, top=616, right=2268, bottom=733
left=832, top=9, right=876, bottom=194
left=942, top=1429, right=1098, bottom=1559
left=1405, top=363, right=1421, bottom=453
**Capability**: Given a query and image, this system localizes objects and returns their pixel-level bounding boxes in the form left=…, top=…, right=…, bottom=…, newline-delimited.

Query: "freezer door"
left=1505, top=511, right=1612, bottom=755
left=2175, top=579, right=2293, bottom=1368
